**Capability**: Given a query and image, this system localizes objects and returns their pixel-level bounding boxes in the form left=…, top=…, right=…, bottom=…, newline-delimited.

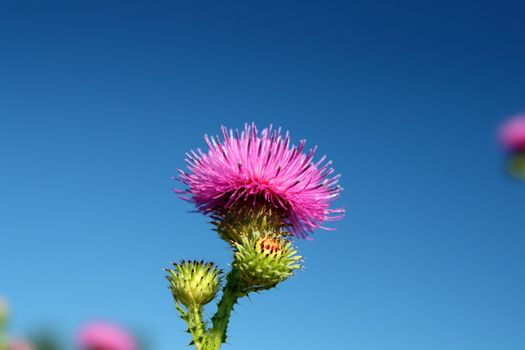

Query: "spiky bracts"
left=166, top=261, right=222, bottom=308
left=234, top=235, right=302, bottom=292
left=213, top=201, right=288, bottom=244
left=175, top=123, right=344, bottom=238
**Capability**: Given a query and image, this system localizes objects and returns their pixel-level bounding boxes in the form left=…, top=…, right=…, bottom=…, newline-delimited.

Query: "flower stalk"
left=173, top=301, right=207, bottom=350
left=207, top=274, right=242, bottom=350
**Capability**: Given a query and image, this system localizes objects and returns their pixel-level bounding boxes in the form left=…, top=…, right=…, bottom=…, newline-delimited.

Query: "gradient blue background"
left=1, top=1, right=524, bottom=349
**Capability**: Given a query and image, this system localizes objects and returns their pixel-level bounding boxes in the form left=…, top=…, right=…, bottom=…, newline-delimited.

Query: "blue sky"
left=1, top=1, right=524, bottom=349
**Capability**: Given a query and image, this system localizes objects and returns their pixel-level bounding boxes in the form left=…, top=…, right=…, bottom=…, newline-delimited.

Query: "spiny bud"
left=166, top=260, right=222, bottom=308
left=233, top=234, right=302, bottom=290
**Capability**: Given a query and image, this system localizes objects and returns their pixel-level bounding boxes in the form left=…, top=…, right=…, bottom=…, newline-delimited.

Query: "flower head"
left=233, top=234, right=302, bottom=291
left=175, top=123, right=344, bottom=238
left=166, top=260, right=222, bottom=307
left=499, top=115, right=525, bottom=152
left=77, top=322, right=136, bottom=350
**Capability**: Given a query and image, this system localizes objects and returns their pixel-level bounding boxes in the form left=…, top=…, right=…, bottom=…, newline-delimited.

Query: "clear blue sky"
left=1, top=1, right=524, bottom=349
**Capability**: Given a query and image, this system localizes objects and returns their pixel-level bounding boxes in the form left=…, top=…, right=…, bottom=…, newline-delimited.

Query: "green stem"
left=188, top=304, right=207, bottom=350
left=207, top=274, right=242, bottom=350
left=174, top=301, right=207, bottom=350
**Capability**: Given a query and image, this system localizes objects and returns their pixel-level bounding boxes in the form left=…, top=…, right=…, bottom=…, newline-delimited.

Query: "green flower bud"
left=233, top=234, right=302, bottom=291
left=166, top=260, right=222, bottom=307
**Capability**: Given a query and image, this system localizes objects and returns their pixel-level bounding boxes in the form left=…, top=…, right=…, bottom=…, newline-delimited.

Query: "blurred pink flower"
left=499, top=115, right=525, bottom=152
left=9, top=340, right=34, bottom=350
left=77, top=322, right=136, bottom=350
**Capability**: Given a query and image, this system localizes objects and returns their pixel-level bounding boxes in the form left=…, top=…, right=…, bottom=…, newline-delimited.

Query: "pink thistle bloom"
left=175, top=123, right=344, bottom=238
left=76, top=322, right=136, bottom=350
left=499, top=115, right=525, bottom=152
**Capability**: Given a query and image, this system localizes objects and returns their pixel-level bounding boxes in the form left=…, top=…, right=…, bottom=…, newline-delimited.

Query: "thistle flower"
left=499, top=115, right=525, bottom=152
left=166, top=260, right=222, bottom=308
left=76, top=322, right=136, bottom=350
left=175, top=123, right=344, bottom=238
